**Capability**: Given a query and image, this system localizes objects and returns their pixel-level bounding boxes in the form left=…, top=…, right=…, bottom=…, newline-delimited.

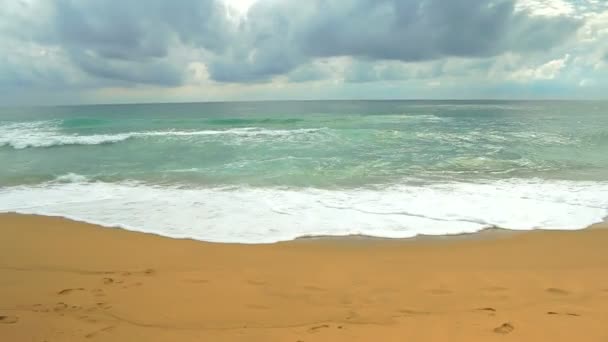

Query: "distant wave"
left=370, top=114, right=448, bottom=122
left=1, top=179, right=606, bottom=243
left=205, top=117, right=304, bottom=125
left=139, top=127, right=325, bottom=137
left=1, top=133, right=134, bottom=149
left=0, top=121, right=326, bottom=149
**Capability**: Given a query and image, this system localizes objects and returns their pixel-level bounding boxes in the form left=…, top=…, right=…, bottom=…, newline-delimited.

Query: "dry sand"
left=1, top=213, right=608, bottom=341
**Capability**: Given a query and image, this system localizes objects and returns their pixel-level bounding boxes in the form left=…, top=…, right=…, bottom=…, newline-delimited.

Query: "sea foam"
left=0, top=121, right=326, bottom=149
left=1, top=178, right=606, bottom=243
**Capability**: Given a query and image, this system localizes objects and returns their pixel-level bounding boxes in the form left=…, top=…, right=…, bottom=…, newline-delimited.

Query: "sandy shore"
left=1, top=213, right=608, bottom=341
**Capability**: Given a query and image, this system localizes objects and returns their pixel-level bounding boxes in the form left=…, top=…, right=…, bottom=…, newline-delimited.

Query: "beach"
left=2, top=0, right=608, bottom=339
left=1, top=213, right=608, bottom=341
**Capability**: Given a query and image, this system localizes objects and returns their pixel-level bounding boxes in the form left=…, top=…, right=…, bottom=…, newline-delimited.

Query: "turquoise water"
left=1, top=101, right=607, bottom=242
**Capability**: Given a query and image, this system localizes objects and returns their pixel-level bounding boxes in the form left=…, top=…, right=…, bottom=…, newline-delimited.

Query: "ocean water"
left=1, top=100, right=607, bottom=243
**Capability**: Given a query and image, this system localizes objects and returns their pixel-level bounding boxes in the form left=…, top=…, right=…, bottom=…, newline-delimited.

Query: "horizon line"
left=2, top=98, right=607, bottom=109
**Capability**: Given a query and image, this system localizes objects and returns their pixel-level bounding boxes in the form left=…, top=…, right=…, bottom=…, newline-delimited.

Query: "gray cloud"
left=343, top=60, right=445, bottom=83
left=54, top=1, right=168, bottom=60
left=297, top=0, right=513, bottom=60
left=286, top=62, right=335, bottom=82
left=69, top=51, right=184, bottom=86
left=0, top=60, right=48, bottom=89
left=45, top=0, right=231, bottom=85
left=208, top=0, right=581, bottom=82
left=0, top=0, right=586, bottom=87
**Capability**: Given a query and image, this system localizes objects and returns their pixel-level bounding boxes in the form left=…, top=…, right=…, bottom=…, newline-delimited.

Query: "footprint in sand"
left=546, top=288, right=570, bottom=295
left=102, top=277, right=125, bottom=285
left=84, top=325, right=115, bottom=338
left=303, top=285, right=326, bottom=292
left=58, top=288, right=85, bottom=295
left=91, top=288, right=105, bottom=298
left=398, top=309, right=430, bottom=316
left=482, top=286, right=508, bottom=292
left=121, top=282, right=143, bottom=289
left=96, top=302, right=112, bottom=310
left=547, top=311, right=580, bottom=317
left=54, top=302, right=69, bottom=311
left=78, top=315, right=99, bottom=324
left=345, top=311, right=359, bottom=321
left=143, top=269, right=155, bottom=276
left=476, top=307, right=497, bottom=316
left=0, top=315, right=19, bottom=324
left=53, top=302, right=84, bottom=313
left=309, top=324, right=330, bottom=332
left=32, top=304, right=46, bottom=313
left=493, top=322, right=514, bottom=334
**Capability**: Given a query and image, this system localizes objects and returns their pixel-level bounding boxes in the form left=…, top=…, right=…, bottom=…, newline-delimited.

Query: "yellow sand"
left=1, top=213, right=608, bottom=341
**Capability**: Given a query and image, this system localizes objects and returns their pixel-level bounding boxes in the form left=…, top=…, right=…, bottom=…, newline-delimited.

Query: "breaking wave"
left=1, top=178, right=606, bottom=243
left=0, top=121, right=326, bottom=149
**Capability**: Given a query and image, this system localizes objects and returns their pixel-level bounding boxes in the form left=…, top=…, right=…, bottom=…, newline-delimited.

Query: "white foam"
left=0, top=121, right=132, bottom=149
left=369, top=114, right=449, bottom=123
left=53, top=173, right=90, bottom=183
left=0, top=121, right=326, bottom=149
left=0, top=179, right=606, bottom=243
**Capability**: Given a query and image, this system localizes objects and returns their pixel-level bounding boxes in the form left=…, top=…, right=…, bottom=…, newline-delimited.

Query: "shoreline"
left=2, top=211, right=607, bottom=245
left=2, top=213, right=608, bottom=341
left=3, top=177, right=607, bottom=244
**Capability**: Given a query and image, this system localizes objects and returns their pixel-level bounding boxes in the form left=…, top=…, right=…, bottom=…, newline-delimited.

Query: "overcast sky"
left=1, top=0, right=607, bottom=105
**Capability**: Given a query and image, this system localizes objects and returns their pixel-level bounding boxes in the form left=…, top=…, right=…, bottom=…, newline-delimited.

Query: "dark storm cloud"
left=208, top=0, right=581, bottom=82
left=1, top=0, right=583, bottom=86
left=205, top=1, right=308, bottom=82
left=47, top=0, right=230, bottom=85
left=69, top=51, right=184, bottom=86
left=296, top=0, right=514, bottom=60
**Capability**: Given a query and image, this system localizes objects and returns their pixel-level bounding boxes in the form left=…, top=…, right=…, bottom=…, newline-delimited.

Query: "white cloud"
left=578, top=9, right=608, bottom=42
left=517, top=0, right=608, bottom=18
left=186, top=62, right=211, bottom=84
left=222, top=0, right=257, bottom=16
left=516, top=0, right=575, bottom=17
left=508, top=54, right=570, bottom=81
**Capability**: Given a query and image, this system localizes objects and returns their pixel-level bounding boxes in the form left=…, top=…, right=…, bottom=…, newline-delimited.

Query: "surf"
left=1, top=178, right=606, bottom=243
left=0, top=120, right=328, bottom=149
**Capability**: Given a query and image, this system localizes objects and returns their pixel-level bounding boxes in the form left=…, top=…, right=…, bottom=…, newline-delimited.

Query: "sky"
left=0, top=0, right=607, bottom=105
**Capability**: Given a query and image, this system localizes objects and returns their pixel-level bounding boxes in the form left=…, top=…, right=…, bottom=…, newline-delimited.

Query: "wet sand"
left=1, top=213, right=608, bottom=341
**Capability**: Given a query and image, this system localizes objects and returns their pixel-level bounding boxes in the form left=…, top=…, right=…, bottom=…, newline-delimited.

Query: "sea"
left=1, top=100, right=607, bottom=243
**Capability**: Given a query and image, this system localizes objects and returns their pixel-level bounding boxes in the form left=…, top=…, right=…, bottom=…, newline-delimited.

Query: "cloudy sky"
left=1, top=0, right=607, bottom=105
